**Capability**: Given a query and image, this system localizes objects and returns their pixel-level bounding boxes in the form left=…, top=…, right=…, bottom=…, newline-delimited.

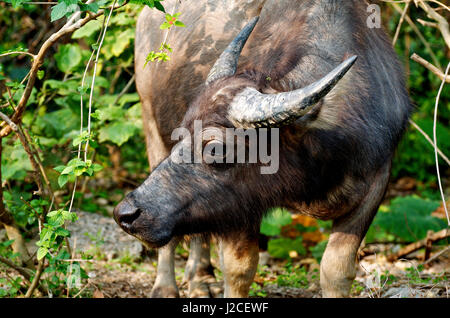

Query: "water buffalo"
left=114, top=0, right=412, bottom=298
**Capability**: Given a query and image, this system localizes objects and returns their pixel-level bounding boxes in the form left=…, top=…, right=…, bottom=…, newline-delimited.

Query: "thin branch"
left=417, top=18, right=438, bottom=28
left=417, top=0, right=450, bottom=49
left=113, top=74, right=136, bottom=105
left=433, top=62, right=450, bottom=225
left=381, top=0, right=450, bottom=12
left=393, top=0, right=411, bottom=46
left=409, top=119, right=450, bottom=166
left=84, top=0, right=118, bottom=162
left=423, top=246, right=450, bottom=265
left=0, top=111, right=45, bottom=197
left=0, top=256, right=33, bottom=281
left=24, top=258, right=44, bottom=298
left=0, top=256, right=47, bottom=295
left=391, top=2, right=442, bottom=69
left=0, top=51, right=37, bottom=59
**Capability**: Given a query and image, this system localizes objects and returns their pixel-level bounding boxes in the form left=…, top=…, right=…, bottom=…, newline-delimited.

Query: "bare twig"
left=417, top=0, right=450, bottom=49
left=392, top=0, right=411, bottom=45
left=24, top=258, right=45, bottom=298
left=433, top=62, right=450, bottom=225
left=0, top=256, right=48, bottom=295
left=409, top=119, right=450, bottom=167
left=0, top=51, right=37, bottom=59
left=391, top=2, right=442, bottom=69
left=388, top=229, right=450, bottom=261
left=411, top=53, right=450, bottom=83
left=0, top=256, right=33, bottom=281
left=113, top=74, right=136, bottom=105
left=423, top=246, right=450, bottom=265
left=417, top=18, right=438, bottom=28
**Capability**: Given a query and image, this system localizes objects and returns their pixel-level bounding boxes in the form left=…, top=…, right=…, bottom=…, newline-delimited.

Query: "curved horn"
left=206, top=16, right=259, bottom=85
left=227, top=55, right=358, bottom=128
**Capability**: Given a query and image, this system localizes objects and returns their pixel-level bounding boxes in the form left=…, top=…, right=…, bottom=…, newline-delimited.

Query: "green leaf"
left=37, top=70, right=45, bottom=80
left=98, top=122, right=138, bottom=146
left=58, top=174, right=69, bottom=188
left=310, top=240, right=328, bottom=263
left=54, top=44, right=82, bottom=73
left=73, top=131, right=90, bottom=146
left=154, top=1, right=165, bottom=12
left=53, top=165, right=66, bottom=173
left=174, top=21, right=185, bottom=27
left=268, top=237, right=306, bottom=259
left=61, top=166, right=74, bottom=175
left=92, top=164, right=103, bottom=172
left=366, top=196, right=445, bottom=243
left=72, top=20, right=102, bottom=39
left=37, top=247, right=48, bottom=260
left=51, top=2, right=68, bottom=22
left=102, top=29, right=135, bottom=58
left=9, top=0, right=25, bottom=8
left=260, top=208, right=292, bottom=236
left=94, top=106, right=126, bottom=122
left=55, top=228, right=70, bottom=237
left=62, top=210, right=78, bottom=222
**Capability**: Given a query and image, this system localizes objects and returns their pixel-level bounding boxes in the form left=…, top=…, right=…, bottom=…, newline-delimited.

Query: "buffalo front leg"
left=219, top=234, right=259, bottom=298
left=150, top=238, right=180, bottom=298
left=320, top=163, right=391, bottom=297
left=183, top=237, right=216, bottom=298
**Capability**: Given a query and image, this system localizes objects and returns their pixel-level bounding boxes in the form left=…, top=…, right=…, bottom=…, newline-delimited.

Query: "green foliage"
left=0, top=1, right=158, bottom=297
left=128, top=0, right=164, bottom=12
left=309, top=240, right=328, bottom=263
left=275, top=263, right=311, bottom=289
left=54, top=158, right=103, bottom=187
left=36, top=209, right=78, bottom=260
left=248, top=282, right=267, bottom=298
left=260, top=208, right=292, bottom=236
left=55, top=44, right=83, bottom=73
left=387, top=5, right=450, bottom=184
left=405, top=265, right=447, bottom=285
left=160, top=12, right=185, bottom=29
left=144, top=12, right=185, bottom=66
left=261, top=208, right=308, bottom=259
left=267, top=237, right=306, bottom=259
left=366, top=196, right=446, bottom=243
left=393, top=119, right=450, bottom=183
left=0, top=277, right=23, bottom=297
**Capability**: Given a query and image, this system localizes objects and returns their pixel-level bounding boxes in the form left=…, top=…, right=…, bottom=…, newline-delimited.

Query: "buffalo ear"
left=205, top=17, right=259, bottom=85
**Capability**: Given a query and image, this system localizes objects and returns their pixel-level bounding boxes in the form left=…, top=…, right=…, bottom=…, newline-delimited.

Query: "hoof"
left=188, top=273, right=217, bottom=298
left=150, top=285, right=180, bottom=298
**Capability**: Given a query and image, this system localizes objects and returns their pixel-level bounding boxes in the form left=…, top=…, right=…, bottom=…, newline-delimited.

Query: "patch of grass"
left=274, top=262, right=312, bottom=289
left=351, top=280, right=365, bottom=296
left=249, top=282, right=268, bottom=298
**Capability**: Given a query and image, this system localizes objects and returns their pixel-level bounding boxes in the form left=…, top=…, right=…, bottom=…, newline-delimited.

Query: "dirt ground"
left=81, top=247, right=449, bottom=298
left=1, top=185, right=449, bottom=298
left=65, top=209, right=448, bottom=298
left=61, top=208, right=449, bottom=299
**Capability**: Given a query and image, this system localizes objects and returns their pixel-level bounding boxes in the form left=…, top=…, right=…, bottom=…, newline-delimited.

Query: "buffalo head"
left=114, top=17, right=357, bottom=247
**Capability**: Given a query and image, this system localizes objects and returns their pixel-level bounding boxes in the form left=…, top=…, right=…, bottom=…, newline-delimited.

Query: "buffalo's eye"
left=203, top=139, right=227, bottom=164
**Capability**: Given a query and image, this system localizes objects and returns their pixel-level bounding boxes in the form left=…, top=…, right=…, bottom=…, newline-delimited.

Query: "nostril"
left=114, top=199, right=141, bottom=228
left=119, top=208, right=141, bottom=226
